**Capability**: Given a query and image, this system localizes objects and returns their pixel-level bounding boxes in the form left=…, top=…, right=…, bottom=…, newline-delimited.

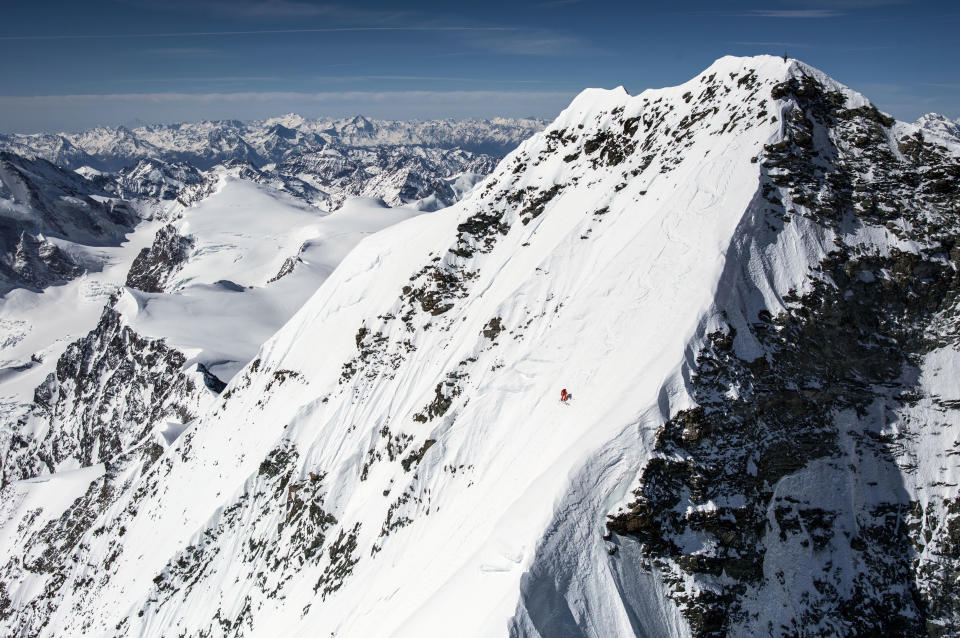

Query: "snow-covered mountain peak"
left=915, top=111, right=960, bottom=147
left=264, top=112, right=308, bottom=129
left=3, top=56, right=960, bottom=637
left=344, top=114, right=375, bottom=133
left=16, top=53, right=798, bottom=636
left=113, top=157, right=205, bottom=201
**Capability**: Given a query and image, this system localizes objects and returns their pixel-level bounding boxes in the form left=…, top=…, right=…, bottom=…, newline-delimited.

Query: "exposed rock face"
left=0, top=462, right=134, bottom=636
left=273, top=145, right=499, bottom=209
left=0, top=151, right=135, bottom=294
left=608, top=73, right=960, bottom=637
left=2, top=306, right=205, bottom=485
left=8, top=231, right=82, bottom=291
left=268, top=255, right=300, bottom=283
left=124, top=224, right=194, bottom=293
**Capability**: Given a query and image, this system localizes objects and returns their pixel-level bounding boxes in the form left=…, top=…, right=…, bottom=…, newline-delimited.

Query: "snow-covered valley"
left=2, top=55, right=960, bottom=637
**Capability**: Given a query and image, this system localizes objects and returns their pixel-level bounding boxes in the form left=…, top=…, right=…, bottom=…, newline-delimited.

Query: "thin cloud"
left=0, top=90, right=575, bottom=132
left=839, top=44, right=894, bottom=51
left=776, top=0, right=903, bottom=6
left=465, top=30, right=598, bottom=56
left=731, top=41, right=811, bottom=47
left=0, top=90, right=571, bottom=105
left=124, top=0, right=408, bottom=22
left=0, top=26, right=517, bottom=42
left=743, top=10, right=843, bottom=18
left=312, top=75, right=555, bottom=84
left=141, top=47, right=222, bottom=57
left=227, top=0, right=393, bottom=18
left=114, top=76, right=283, bottom=84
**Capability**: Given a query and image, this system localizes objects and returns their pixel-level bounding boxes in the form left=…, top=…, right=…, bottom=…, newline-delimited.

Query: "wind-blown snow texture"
left=2, top=56, right=960, bottom=637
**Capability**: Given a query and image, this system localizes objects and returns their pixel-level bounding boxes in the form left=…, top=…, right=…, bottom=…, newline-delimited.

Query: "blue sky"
left=0, top=0, right=956, bottom=132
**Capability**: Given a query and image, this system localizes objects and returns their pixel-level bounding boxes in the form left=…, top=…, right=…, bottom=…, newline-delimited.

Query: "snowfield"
left=116, top=177, right=424, bottom=381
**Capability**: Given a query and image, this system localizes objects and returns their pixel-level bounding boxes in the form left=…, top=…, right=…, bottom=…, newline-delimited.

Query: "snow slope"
left=0, top=151, right=140, bottom=295
left=0, top=219, right=157, bottom=405
left=117, top=177, right=424, bottom=381
left=2, top=54, right=797, bottom=634
left=2, top=55, right=959, bottom=637
left=0, top=174, right=427, bottom=487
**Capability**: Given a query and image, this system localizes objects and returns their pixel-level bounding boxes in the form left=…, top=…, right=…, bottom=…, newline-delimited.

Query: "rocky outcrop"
left=2, top=306, right=206, bottom=484
left=5, top=231, right=82, bottom=291
left=0, top=151, right=136, bottom=294
left=124, top=225, right=194, bottom=293
left=268, top=255, right=300, bottom=283
left=608, top=72, right=960, bottom=637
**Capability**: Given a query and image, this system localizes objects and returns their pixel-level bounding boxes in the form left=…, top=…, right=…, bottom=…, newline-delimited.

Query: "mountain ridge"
left=1, top=116, right=546, bottom=171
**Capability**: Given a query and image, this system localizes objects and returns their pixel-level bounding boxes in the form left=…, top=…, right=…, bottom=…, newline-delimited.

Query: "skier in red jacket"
left=561, top=388, right=569, bottom=402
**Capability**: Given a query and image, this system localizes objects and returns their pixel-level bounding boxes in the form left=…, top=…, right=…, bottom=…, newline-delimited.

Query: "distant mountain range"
left=0, top=116, right=542, bottom=297
left=0, top=114, right=546, bottom=171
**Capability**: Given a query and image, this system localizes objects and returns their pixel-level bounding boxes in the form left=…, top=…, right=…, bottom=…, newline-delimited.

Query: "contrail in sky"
left=0, top=26, right=516, bottom=41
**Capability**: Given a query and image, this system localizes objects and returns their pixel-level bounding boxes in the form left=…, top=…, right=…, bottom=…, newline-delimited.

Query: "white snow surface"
left=116, top=178, right=424, bottom=380
left=0, top=463, right=106, bottom=611
left=25, top=55, right=810, bottom=637
left=0, top=173, right=425, bottom=408
left=0, top=463, right=105, bottom=554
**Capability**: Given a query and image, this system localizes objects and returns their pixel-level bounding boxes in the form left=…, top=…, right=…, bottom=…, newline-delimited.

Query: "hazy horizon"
left=1, top=0, right=957, bottom=133
left=0, top=98, right=559, bottom=135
